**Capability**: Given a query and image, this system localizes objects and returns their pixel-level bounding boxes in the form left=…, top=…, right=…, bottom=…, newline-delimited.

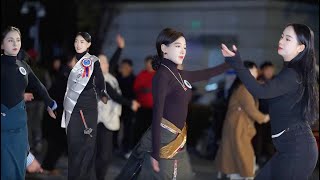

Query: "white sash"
left=61, top=53, right=98, bottom=131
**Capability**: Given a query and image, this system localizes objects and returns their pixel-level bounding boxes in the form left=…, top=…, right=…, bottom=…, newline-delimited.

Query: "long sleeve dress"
left=1, top=54, right=55, bottom=180
left=63, top=52, right=107, bottom=180
left=117, top=58, right=229, bottom=180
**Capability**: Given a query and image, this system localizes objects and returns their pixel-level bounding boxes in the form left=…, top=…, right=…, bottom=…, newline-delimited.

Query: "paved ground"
left=26, top=151, right=319, bottom=180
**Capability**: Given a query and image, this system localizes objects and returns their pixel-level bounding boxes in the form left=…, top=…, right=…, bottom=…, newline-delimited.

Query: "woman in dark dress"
left=61, top=32, right=108, bottom=180
left=117, top=28, right=229, bottom=180
left=1, top=26, right=57, bottom=180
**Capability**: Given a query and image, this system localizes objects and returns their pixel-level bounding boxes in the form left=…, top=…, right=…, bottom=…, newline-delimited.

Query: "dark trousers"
left=255, top=122, right=318, bottom=180
left=132, top=107, right=152, bottom=148
left=120, top=108, right=135, bottom=152
left=42, top=106, right=68, bottom=170
left=67, top=89, right=98, bottom=180
left=96, top=123, right=113, bottom=180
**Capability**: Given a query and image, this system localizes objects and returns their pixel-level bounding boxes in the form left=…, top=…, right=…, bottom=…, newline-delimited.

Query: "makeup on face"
left=74, top=36, right=90, bottom=53
left=2, top=31, right=21, bottom=56
left=165, top=37, right=187, bottom=65
left=277, top=26, right=301, bottom=61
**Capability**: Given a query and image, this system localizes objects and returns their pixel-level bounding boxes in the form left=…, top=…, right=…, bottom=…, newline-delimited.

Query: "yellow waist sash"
left=159, top=118, right=187, bottom=159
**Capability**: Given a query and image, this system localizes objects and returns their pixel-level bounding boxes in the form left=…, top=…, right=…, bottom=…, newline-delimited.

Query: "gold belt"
left=159, top=118, right=187, bottom=159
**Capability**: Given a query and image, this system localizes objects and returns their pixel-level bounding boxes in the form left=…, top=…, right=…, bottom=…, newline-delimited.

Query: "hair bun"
left=151, top=55, right=162, bottom=71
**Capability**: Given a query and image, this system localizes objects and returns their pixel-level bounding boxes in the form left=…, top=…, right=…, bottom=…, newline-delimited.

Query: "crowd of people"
left=1, top=23, right=318, bottom=180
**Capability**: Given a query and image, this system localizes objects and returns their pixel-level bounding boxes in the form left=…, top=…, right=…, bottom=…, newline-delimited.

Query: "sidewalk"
left=26, top=152, right=319, bottom=180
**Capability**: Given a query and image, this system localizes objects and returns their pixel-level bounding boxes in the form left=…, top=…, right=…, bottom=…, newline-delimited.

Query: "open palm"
left=221, top=44, right=237, bottom=57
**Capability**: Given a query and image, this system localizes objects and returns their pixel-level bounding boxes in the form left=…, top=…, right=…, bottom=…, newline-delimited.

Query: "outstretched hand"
left=221, top=44, right=237, bottom=57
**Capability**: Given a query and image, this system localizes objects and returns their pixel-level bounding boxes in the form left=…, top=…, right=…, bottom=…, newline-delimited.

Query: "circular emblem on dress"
left=81, top=58, right=92, bottom=67
left=184, top=80, right=192, bottom=89
left=19, top=67, right=27, bottom=75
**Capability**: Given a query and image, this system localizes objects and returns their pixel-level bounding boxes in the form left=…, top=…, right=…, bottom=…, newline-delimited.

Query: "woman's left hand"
left=221, top=44, right=237, bottom=57
left=47, top=107, right=56, bottom=119
left=47, top=100, right=57, bottom=119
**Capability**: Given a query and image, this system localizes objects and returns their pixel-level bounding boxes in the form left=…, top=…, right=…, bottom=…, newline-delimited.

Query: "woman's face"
left=278, top=26, right=305, bottom=62
left=162, top=36, right=186, bottom=65
left=1, top=30, right=21, bottom=56
left=249, top=66, right=258, bottom=79
left=74, top=35, right=91, bottom=53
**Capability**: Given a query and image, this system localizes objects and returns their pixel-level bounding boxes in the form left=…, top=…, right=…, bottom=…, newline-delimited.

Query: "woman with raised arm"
left=117, top=28, right=229, bottom=180
left=221, top=23, right=318, bottom=180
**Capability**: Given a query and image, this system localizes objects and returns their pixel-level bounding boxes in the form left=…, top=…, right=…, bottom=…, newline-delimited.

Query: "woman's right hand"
left=150, top=156, right=160, bottom=172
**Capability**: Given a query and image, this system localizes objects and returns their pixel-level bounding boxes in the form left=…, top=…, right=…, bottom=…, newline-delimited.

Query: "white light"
left=205, top=83, right=218, bottom=92
left=20, top=2, right=46, bottom=18
left=20, top=4, right=29, bottom=14
left=37, top=7, right=46, bottom=18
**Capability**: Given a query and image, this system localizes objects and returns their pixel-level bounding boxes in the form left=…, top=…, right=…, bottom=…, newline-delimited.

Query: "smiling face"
left=74, top=35, right=91, bottom=53
left=162, top=36, right=186, bottom=65
left=1, top=30, right=21, bottom=56
left=278, top=26, right=305, bottom=62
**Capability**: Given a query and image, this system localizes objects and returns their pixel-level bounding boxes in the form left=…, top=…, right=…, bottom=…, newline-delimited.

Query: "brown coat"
left=215, top=85, right=267, bottom=177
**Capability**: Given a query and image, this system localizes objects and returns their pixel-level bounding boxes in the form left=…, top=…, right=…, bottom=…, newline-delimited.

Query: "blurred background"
left=2, top=0, right=319, bottom=92
left=2, top=0, right=319, bottom=179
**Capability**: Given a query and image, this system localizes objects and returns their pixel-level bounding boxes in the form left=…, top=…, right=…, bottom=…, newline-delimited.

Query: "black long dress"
left=67, top=52, right=106, bottom=180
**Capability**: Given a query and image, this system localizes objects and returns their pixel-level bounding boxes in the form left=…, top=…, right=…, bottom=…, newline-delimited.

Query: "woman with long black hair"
left=221, top=23, right=319, bottom=180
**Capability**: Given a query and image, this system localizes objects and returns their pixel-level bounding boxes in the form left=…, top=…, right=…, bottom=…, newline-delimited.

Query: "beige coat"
left=215, top=84, right=267, bottom=177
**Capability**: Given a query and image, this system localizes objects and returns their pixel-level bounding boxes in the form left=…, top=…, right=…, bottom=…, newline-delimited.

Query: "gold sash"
left=159, top=118, right=187, bottom=159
